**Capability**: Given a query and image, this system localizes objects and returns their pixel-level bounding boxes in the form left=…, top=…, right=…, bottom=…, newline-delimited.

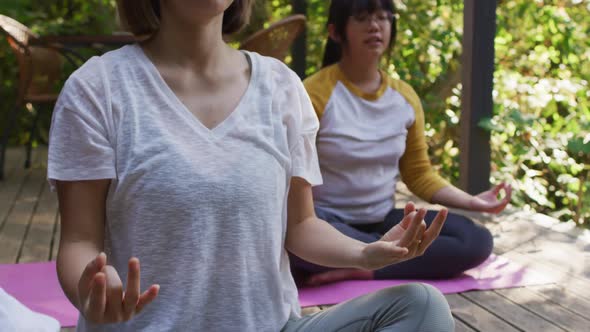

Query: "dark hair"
left=117, top=0, right=254, bottom=36
left=322, top=0, right=397, bottom=68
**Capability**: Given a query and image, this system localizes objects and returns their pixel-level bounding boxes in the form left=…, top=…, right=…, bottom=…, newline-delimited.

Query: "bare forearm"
left=431, top=185, right=473, bottom=209
left=57, top=241, right=101, bottom=309
left=285, top=216, right=367, bottom=269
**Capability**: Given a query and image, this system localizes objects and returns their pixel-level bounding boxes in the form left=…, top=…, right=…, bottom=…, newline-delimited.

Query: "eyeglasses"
left=350, top=11, right=394, bottom=25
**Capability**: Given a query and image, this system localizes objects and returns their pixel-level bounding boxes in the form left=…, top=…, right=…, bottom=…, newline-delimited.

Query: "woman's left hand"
left=360, top=203, right=447, bottom=270
left=469, top=182, right=512, bottom=214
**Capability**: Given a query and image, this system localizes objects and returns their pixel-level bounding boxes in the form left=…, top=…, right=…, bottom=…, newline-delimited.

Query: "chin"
left=169, top=0, right=233, bottom=18
left=361, top=50, right=384, bottom=62
left=203, top=0, right=234, bottom=12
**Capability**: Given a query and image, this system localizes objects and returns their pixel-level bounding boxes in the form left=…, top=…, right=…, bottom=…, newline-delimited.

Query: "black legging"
left=291, top=208, right=494, bottom=280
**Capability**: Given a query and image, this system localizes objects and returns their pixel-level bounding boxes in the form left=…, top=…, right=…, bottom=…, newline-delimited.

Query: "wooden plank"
left=511, top=235, right=590, bottom=279
left=301, top=306, right=322, bottom=316
left=528, top=284, right=590, bottom=320
left=502, top=247, right=590, bottom=302
left=19, top=180, right=59, bottom=263
left=454, top=317, right=478, bottom=332
left=462, top=290, right=564, bottom=331
left=0, top=166, right=45, bottom=263
left=0, top=151, right=28, bottom=229
left=487, top=212, right=577, bottom=253
left=0, top=148, right=24, bottom=186
left=459, top=0, right=497, bottom=194
left=487, top=214, right=553, bottom=254
left=476, top=208, right=590, bottom=304
left=496, top=287, right=590, bottom=331
left=445, top=294, right=519, bottom=331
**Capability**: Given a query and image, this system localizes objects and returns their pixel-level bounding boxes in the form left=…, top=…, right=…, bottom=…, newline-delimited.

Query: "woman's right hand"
left=77, top=253, right=160, bottom=323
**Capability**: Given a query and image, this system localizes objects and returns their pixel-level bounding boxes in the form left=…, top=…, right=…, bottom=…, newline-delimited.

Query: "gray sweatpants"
left=282, top=283, right=454, bottom=332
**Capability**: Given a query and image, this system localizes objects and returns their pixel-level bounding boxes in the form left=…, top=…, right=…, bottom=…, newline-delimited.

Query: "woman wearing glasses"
left=293, top=0, right=512, bottom=285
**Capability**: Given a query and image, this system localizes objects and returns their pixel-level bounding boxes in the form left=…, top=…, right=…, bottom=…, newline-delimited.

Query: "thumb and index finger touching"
left=399, top=202, right=448, bottom=252
left=79, top=253, right=160, bottom=323
left=398, top=208, right=427, bottom=248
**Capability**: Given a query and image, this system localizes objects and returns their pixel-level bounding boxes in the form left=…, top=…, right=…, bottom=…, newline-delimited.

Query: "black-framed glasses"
left=350, top=11, right=394, bottom=25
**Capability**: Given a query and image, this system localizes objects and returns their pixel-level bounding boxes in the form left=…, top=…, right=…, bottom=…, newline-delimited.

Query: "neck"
left=338, top=52, right=381, bottom=86
left=143, top=11, right=229, bottom=71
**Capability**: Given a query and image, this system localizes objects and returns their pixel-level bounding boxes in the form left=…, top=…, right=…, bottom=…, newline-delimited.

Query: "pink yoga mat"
left=0, top=254, right=555, bottom=327
left=0, top=261, right=78, bottom=327
left=299, top=254, right=556, bottom=306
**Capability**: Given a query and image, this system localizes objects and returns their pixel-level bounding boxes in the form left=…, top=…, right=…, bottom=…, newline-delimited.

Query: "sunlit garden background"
left=1, top=0, right=588, bottom=227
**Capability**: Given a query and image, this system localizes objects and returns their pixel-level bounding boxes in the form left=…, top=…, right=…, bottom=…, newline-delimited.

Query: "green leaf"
left=478, top=117, right=503, bottom=132
left=567, top=137, right=590, bottom=155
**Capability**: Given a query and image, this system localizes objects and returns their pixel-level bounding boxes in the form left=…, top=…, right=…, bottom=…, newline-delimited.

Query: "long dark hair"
left=322, top=0, right=397, bottom=68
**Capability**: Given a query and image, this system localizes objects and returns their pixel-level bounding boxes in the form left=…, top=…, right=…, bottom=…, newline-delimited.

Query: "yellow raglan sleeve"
left=303, top=66, right=338, bottom=120
left=394, top=80, right=450, bottom=202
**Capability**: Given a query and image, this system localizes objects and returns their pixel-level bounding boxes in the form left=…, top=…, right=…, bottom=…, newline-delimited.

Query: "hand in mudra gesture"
left=361, top=202, right=447, bottom=270
left=78, top=252, right=160, bottom=323
left=469, top=182, right=512, bottom=214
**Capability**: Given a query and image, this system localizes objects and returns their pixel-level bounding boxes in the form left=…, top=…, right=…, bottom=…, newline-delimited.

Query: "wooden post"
left=460, top=0, right=497, bottom=194
left=291, top=0, right=307, bottom=79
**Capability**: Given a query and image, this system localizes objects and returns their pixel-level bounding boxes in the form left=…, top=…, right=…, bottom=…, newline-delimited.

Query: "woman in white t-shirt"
left=48, top=0, right=454, bottom=331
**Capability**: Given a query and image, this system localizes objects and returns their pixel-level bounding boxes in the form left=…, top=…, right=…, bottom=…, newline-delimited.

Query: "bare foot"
left=306, top=269, right=374, bottom=286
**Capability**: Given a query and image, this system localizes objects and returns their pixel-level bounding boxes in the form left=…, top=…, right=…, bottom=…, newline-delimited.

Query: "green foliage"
left=271, top=0, right=590, bottom=226
left=1, top=0, right=588, bottom=226
left=6, top=0, right=117, bottom=35
left=488, top=0, right=590, bottom=225
left=0, top=0, right=117, bottom=145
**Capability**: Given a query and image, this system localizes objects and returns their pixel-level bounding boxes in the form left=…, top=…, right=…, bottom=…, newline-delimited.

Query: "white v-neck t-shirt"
left=48, top=44, right=322, bottom=332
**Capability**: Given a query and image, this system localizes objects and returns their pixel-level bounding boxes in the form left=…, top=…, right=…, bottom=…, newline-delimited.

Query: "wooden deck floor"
left=1, top=147, right=589, bottom=331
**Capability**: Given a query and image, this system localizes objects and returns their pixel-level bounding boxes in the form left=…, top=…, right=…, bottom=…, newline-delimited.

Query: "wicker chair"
left=239, top=14, right=306, bottom=62
left=0, top=15, right=82, bottom=180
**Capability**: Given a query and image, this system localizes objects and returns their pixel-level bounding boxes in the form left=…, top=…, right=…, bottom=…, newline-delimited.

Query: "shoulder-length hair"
left=116, top=0, right=254, bottom=36
left=322, top=0, right=397, bottom=68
